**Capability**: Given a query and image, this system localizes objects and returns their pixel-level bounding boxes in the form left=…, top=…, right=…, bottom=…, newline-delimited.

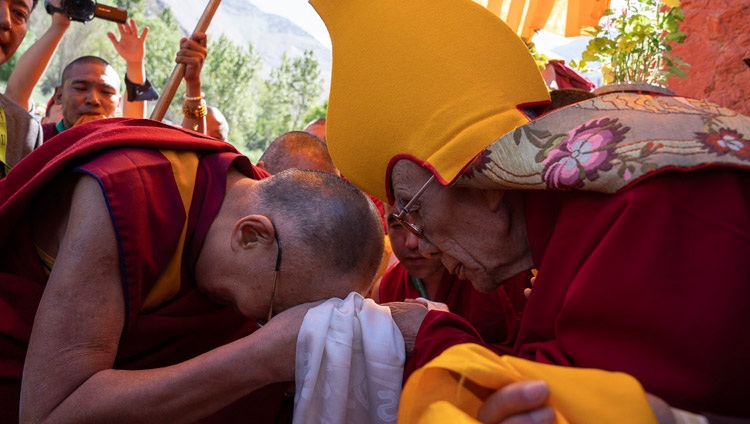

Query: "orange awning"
left=473, top=0, right=611, bottom=39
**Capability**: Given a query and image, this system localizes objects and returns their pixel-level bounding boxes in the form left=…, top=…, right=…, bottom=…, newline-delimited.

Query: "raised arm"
left=177, top=32, right=208, bottom=134
left=20, top=175, right=304, bottom=423
left=4, top=3, right=70, bottom=111
left=107, top=18, right=149, bottom=118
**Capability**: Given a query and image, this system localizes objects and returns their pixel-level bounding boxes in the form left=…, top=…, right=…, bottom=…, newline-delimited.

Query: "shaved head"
left=255, top=169, right=384, bottom=296
left=206, top=106, right=229, bottom=141
left=258, top=131, right=338, bottom=175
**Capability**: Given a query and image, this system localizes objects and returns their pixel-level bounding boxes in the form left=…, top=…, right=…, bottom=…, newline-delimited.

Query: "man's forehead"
left=389, top=162, right=440, bottom=209
left=391, top=160, right=429, bottom=191
left=65, top=63, right=120, bottom=87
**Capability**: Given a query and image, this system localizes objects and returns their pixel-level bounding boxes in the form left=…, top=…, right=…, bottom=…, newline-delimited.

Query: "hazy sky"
left=247, top=0, right=618, bottom=66
left=248, top=0, right=332, bottom=48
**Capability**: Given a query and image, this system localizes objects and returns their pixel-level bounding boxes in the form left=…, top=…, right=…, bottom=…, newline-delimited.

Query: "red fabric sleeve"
left=405, top=310, right=486, bottom=378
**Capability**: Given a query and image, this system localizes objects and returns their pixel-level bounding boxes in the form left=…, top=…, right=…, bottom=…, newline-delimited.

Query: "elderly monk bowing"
left=312, top=0, right=750, bottom=422
left=0, top=118, right=384, bottom=423
left=373, top=210, right=528, bottom=355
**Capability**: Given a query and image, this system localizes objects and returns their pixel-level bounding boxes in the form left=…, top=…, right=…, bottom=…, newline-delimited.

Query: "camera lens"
left=63, top=0, right=96, bottom=22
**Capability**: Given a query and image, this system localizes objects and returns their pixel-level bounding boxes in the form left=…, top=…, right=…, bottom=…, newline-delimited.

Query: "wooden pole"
left=149, top=0, right=222, bottom=121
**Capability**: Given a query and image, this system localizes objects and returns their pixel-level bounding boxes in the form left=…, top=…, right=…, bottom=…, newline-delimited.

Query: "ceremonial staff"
left=150, top=0, right=221, bottom=121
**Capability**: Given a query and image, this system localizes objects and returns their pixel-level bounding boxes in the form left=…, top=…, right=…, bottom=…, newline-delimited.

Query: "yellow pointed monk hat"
left=310, top=0, right=551, bottom=201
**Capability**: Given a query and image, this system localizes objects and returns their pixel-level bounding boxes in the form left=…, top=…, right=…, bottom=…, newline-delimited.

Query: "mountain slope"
left=151, top=0, right=331, bottom=84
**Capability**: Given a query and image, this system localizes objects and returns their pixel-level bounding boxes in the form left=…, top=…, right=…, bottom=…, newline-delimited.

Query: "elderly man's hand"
left=477, top=382, right=679, bottom=424
left=477, top=381, right=554, bottom=424
left=255, top=301, right=324, bottom=382
left=384, top=301, right=429, bottom=354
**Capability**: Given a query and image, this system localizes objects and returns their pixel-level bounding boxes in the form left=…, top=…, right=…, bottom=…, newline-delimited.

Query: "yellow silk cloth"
left=399, top=343, right=657, bottom=424
left=73, top=114, right=108, bottom=127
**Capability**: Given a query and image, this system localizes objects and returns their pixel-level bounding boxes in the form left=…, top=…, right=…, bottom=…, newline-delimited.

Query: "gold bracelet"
left=183, top=99, right=207, bottom=119
left=183, top=92, right=205, bottom=102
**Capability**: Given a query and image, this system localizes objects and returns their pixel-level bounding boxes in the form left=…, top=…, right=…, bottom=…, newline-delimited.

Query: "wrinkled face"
left=56, top=62, right=121, bottom=128
left=0, top=0, right=33, bottom=65
left=387, top=214, right=444, bottom=281
left=390, top=159, right=532, bottom=292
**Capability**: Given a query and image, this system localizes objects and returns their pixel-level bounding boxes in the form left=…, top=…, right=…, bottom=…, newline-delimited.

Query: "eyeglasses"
left=266, top=228, right=283, bottom=323
left=392, top=175, right=436, bottom=239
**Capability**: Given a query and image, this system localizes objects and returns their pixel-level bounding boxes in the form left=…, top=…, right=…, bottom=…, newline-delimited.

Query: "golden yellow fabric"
left=399, top=343, right=658, bottom=424
left=141, top=150, right=199, bottom=312
left=73, top=114, right=108, bottom=127
left=473, top=0, right=610, bottom=39
left=311, top=0, right=550, bottom=201
left=34, top=244, right=55, bottom=277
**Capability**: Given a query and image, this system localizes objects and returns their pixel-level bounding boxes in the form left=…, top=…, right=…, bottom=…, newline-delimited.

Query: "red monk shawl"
left=0, top=118, right=245, bottom=232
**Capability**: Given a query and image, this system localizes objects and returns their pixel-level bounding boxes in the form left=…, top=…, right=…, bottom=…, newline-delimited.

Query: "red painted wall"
left=667, top=0, right=750, bottom=115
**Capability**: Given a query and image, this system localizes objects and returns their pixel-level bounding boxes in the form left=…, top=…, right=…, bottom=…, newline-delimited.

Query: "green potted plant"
left=572, top=0, right=689, bottom=94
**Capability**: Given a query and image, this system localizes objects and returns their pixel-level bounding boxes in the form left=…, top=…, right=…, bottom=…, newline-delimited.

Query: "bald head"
left=60, top=56, right=115, bottom=85
left=303, top=118, right=327, bottom=141
left=254, top=169, right=384, bottom=298
left=258, top=131, right=338, bottom=175
left=206, top=106, right=229, bottom=141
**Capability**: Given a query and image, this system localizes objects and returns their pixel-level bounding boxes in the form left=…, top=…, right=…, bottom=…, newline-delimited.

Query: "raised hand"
left=107, top=18, right=148, bottom=65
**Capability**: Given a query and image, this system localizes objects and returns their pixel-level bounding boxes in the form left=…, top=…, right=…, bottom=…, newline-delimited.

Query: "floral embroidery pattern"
left=455, top=93, right=750, bottom=193
left=542, top=118, right=629, bottom=189
left=697, top=128, right=750, bottom=161
left=465, top=149, right=493, bottom=177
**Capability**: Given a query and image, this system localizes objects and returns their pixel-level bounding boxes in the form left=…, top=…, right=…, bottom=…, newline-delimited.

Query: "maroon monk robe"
left=407, top=167, right=750, bottom=418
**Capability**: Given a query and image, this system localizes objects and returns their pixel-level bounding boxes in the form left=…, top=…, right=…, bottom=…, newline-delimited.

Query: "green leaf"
left=665, top=31, right=687, bottom=43
left=671, top=67, right=689, bottom=78
left=581, top=52, right=600, bottom=62
left=671, top=7, right=685, bottom=21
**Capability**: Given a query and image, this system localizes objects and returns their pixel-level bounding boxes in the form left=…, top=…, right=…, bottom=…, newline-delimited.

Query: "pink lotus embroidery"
left=698, top=128, right=750, bottom=161
left=542, top=118, right=628, bottom=189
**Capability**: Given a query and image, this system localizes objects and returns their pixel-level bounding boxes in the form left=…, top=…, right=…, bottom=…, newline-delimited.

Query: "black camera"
left=44, top=0, right=128, bottom=24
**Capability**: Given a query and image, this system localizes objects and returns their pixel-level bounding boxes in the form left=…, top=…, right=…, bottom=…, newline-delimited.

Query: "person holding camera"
left=39, top=16, right=156, bottom=140
left=2, top=0, right=155, bottom=142
left=0, top=0, right=43, bottom=178
left=4, top=0, right=69, bottom=116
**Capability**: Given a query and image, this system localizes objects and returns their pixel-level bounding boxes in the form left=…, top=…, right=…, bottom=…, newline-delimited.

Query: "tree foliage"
left=190, top=35, right=262, bottom=147
left=251, top=50, right=323, bottom=150
left=0, top=0, right=327, bottom=154
left=572, top=0, right=689, bottom=85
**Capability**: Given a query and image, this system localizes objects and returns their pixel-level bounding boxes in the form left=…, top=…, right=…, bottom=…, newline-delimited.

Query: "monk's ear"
left=53, top=86, right=63, bottom=105
left=231, top=215, right=276, bottom=251
left=483, top=189, right=505, bottom=213
left=256, top=160, right=266, bottom=171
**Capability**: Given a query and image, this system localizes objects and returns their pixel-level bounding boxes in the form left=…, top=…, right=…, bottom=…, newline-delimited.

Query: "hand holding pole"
left=149, top=0, right=221, bottom=121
